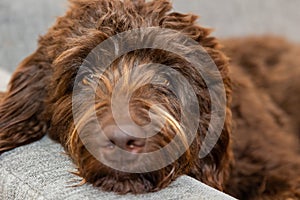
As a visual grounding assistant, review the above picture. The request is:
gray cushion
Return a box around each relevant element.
[0,134,235,200]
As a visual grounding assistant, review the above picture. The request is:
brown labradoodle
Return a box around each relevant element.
[0,0,299,199]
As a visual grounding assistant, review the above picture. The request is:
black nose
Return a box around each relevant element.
[102,125,146,153]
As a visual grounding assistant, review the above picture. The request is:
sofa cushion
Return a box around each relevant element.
[0,135,235,200]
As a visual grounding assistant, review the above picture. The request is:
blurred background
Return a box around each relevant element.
[1,0,300,89]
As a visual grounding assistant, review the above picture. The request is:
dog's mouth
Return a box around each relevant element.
[92,171,169,194]
[80,153,178,194]
[79,121,180,173]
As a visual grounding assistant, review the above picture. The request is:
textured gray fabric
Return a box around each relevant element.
[0,135,235,200]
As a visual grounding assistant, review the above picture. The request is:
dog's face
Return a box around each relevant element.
[48,34,231,193]
[46,1,232,193]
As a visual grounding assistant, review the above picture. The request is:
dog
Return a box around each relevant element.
[0,0,299,199]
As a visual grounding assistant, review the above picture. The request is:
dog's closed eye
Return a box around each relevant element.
[75,72,97,88]
[82,74,96,85]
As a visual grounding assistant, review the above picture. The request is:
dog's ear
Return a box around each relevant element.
[205,118,232,190]
[190,114,232,191]
[0,53,50,153]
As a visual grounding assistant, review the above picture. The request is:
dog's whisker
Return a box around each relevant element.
[66,178,87,188]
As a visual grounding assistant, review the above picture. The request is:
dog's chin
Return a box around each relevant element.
[92,173,159,194]
[74,150,179,194]
[82,161,175,194]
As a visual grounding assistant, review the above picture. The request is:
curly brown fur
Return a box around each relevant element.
[0,92,5,100]
[0,0,300,199]
[224,63,300,199]
[221,37,300,199]
[223,37,300,137]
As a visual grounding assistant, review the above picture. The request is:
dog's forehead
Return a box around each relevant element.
[77,50,184,89]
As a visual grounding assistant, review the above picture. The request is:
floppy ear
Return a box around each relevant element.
[0,53,51,153]
[187,111,233,191]
[204,117,232,190]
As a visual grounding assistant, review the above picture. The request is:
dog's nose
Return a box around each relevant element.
[102,125,146,153]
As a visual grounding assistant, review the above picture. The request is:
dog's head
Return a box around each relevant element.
[48,0,232,194]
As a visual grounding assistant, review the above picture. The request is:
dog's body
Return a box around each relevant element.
[224,42,300,198]
[0,0,300,199]
[223,37,300,198]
